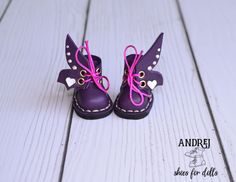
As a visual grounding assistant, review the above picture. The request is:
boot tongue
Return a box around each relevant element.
[124,54,141,73]
[77,51,89,67]
[84,55,102,87]
[84,55,101,69]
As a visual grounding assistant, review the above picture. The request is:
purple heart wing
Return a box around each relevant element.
[57,69,81,90]
[57,34,89,90]
[65,34,88,69]
[136,33,164,89]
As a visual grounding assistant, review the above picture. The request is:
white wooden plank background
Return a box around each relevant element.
[179,0,236,180]
[0,0,235,181]
[0,0,88,181]
[61,0,230,181]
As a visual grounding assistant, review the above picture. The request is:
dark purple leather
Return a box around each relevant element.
[116,33,164,111]
[75,83,110,110]
[58,34,112,114]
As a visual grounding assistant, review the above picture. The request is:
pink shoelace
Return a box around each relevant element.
[124,45,151,106]
[75,41,110,93]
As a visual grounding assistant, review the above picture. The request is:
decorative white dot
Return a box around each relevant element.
[153,61,157,65]
[66,45,69,48]
[67,52,71,56]
[156,54,160,59]
[72,65,77,70]
[148,66,152,71]
[68,59,72,63]
[157,48,161,52]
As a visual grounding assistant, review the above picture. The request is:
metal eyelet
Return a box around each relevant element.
[139,71,145,78]
[78,78,85,85]
[140,80,146,88]
[80,70,87,77]
[96,68,101,74]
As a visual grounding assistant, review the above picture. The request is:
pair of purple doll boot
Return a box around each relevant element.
[58,33,164,119]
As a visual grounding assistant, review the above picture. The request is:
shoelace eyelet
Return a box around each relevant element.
[139,71,145,78]
[123,45,151,106]
[96,67,101,74]
[80,70,87,77]
[140,80,146,88]
[78,78,85,85]
[75,41,110,92]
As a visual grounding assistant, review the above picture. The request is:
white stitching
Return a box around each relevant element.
[115,95,152,113]
[121,109,126,112]
[74,96,111,113]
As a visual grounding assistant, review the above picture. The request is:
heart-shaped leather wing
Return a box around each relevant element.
[136,33,164,90]
[57,34,88,90]
[58,69,80,90]
[65,34,88,69]
[58,34,103,90]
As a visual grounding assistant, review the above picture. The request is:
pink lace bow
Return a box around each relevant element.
[124,45,151,106]
[75,41,110,93]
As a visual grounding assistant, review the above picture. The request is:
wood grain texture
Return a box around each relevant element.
[62,0,230,181]
[0,0,88,181]
[179,0,236,179]
[0,0,9,18]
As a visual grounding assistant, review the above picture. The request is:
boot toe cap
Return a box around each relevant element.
[115,89,151,112]
[75,89,112,111]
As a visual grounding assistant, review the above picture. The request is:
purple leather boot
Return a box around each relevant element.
[58,35,113,119]
[114,33,164,119]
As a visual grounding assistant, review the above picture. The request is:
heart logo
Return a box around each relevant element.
[147,80,157,90]
[66,77,76,87]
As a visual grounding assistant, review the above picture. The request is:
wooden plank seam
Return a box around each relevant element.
[0,0,12,22]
